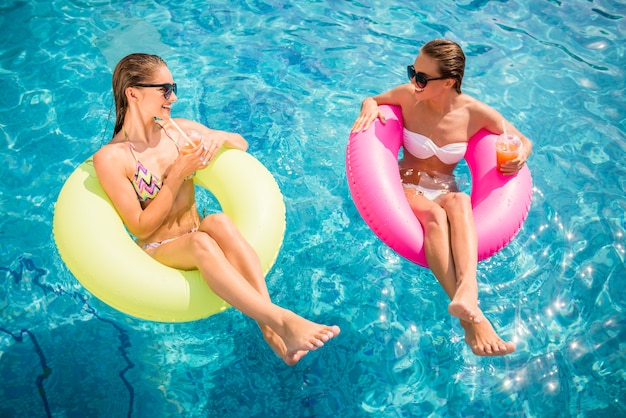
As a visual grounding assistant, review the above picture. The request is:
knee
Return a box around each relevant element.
[202,213,238,236]
[188,232,222,258]
[421,205,448,232]
[442,193,472,218]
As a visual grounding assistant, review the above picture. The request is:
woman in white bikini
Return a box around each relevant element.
[351,39,532,356]
[94,53,339,365]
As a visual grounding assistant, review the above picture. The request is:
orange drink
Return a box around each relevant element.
[182,129,202,154]
[496,133,521,168]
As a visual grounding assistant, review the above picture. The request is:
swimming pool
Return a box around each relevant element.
[1,0,625,416]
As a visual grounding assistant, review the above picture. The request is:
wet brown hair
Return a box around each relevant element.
[421,39,465,94]
[111,53,167,136]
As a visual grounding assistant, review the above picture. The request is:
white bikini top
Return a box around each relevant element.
[403,128,467,165]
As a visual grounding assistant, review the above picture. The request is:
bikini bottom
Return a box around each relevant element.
[140,228,198,251]
[401,171,459,202]
[402,183,450,201]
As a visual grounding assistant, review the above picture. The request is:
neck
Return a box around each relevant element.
[122,115,162,144]
[424,91,459,116]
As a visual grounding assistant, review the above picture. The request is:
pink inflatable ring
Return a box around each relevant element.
[346,105,532,267]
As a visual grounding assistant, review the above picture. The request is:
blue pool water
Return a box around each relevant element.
[1,0,625,416]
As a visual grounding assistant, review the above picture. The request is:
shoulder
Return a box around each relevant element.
[393,83,416,95]
[462,94,504,133]
[93,141,132,178]
[94,140,127,162]
[455,93,485,112]
[375,84,416,106]
[460,94,502,120]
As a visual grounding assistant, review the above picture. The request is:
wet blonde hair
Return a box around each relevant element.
[421,39,465,94]
[111,53,167,136]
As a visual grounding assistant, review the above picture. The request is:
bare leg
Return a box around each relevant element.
[404,189,479,322]
[405,190,515,356]
[199,214,268,298]
[403,189,454,288]
[150,216,340,365]
[438,194,481,324]
[198,214,311,364]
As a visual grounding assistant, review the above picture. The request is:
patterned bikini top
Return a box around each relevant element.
[126,125,181,203]
[129,144,163,203]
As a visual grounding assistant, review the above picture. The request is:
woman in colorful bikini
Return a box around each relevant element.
[93,53,339,365]
[351,39,532,356]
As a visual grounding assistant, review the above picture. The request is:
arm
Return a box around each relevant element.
[93,145,190,240]
[175,118,248,149]
[170,118,248,164]
[350,84,413,133]
[471,101,533,175]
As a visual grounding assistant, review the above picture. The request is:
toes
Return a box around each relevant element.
[284,350,309,366]
[312,325,341,348]
[472,341,515,356]
[503,342,516,353]
[479,345,493,355]
[284,354,299,366]
[294,325,340,354]
[319,326,340,342]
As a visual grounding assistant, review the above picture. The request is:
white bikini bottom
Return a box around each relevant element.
[401,171,459,202]
[402,183,449,201]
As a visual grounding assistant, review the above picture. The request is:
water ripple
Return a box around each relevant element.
[1,0,625,416]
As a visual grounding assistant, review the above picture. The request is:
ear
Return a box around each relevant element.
[125,86,137,101]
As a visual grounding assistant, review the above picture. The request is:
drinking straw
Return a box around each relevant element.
[169,118,190,143]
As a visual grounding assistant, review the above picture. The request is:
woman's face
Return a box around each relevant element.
[132,65,178,120]
[411,53,447,97]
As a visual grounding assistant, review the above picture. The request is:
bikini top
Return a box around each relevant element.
[403,128,467,165]
[127,125,181,203]
[129,144,163,203]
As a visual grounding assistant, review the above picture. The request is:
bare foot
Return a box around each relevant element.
[274,309,341,358]
[260,324,309,366]
[448,300,481,324]
[448,279,481,323]
[460,314,516,356]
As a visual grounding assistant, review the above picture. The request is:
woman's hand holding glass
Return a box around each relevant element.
[200,130,226,162]
[181,129,203,155]
[497,150,528,176]
[182,129,226,169]
[172,129,209,180]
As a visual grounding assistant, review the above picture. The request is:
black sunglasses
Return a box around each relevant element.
[133,83,177,99]
[407,65,447,89]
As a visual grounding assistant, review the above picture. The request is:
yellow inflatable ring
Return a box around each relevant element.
[53,149,286,322]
